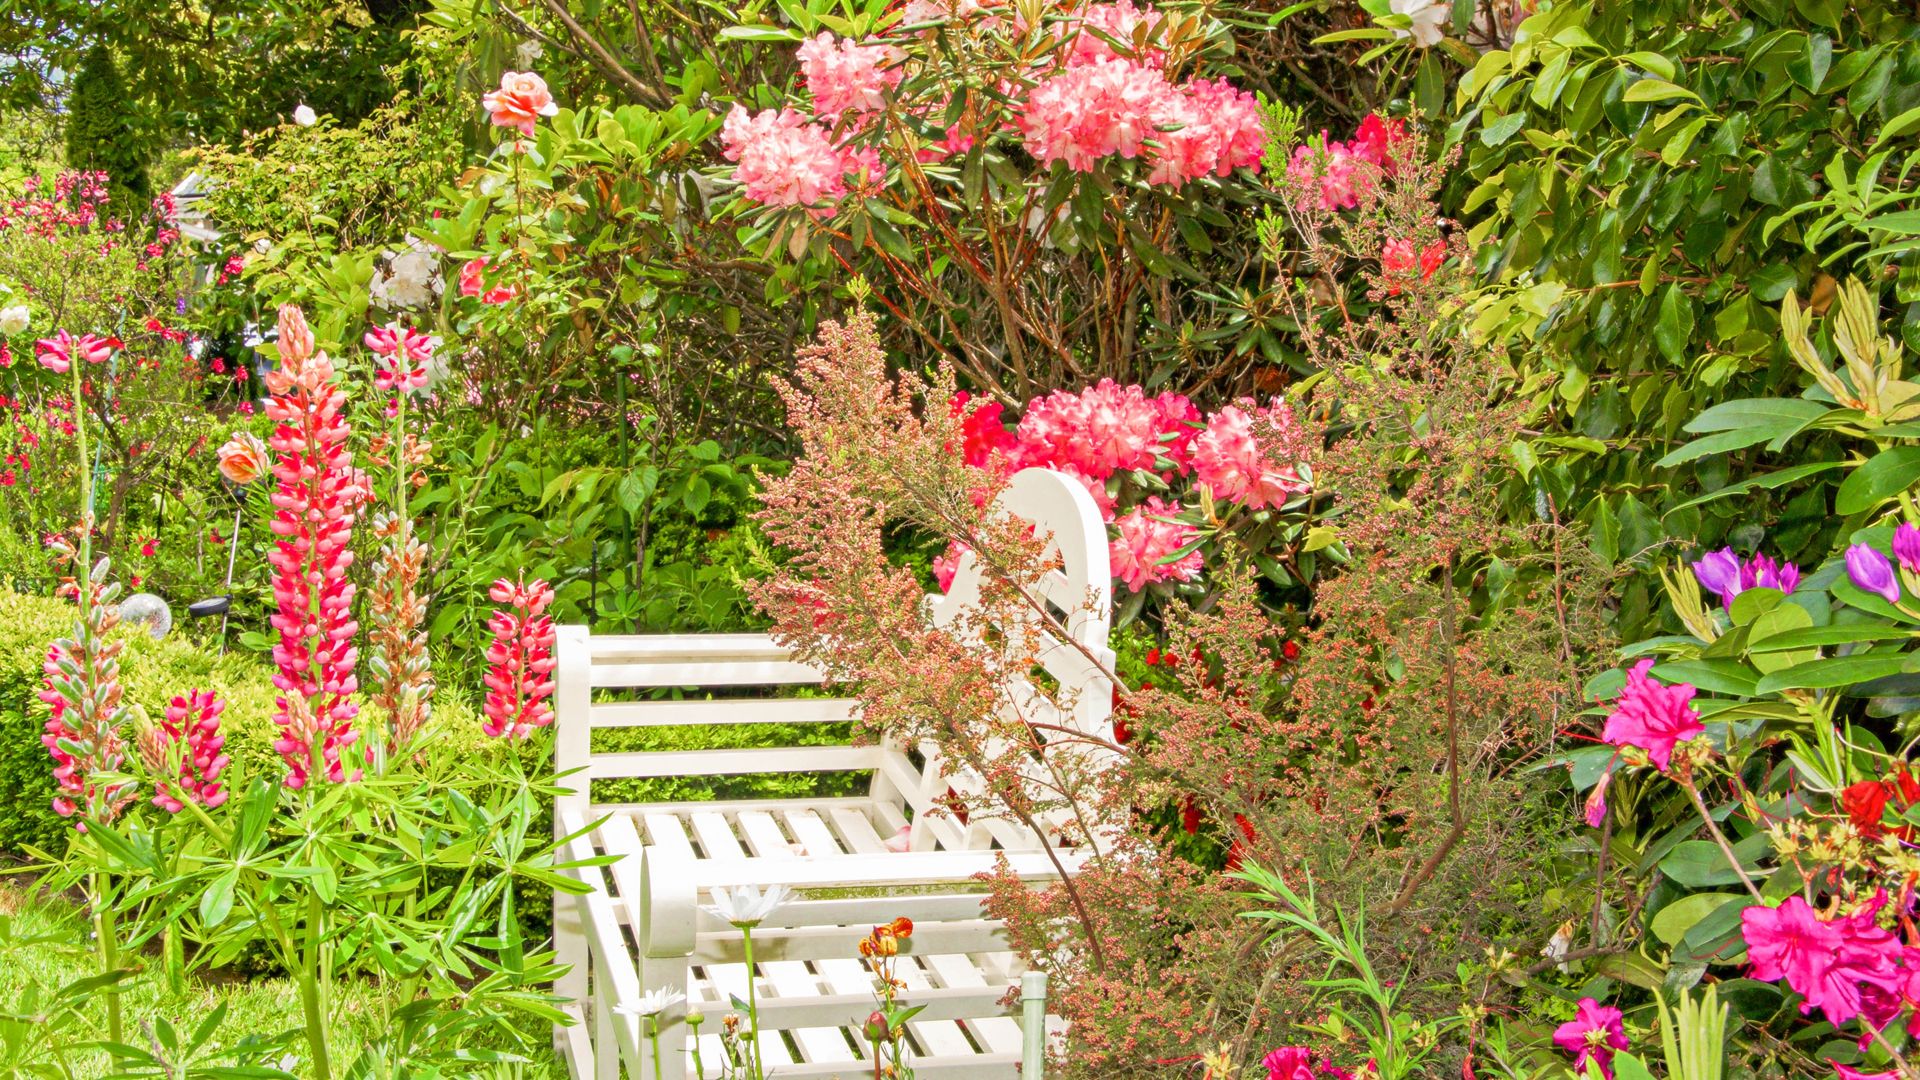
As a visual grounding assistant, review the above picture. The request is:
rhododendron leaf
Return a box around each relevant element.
[1649,658,1758,697]
[1831,579,1920,623]
[1651,892,1744,945]
[1729,587,1788,626]
[1681,396,1830,434]
[1746,625,1912,652]
[1835,446,1920,513]
[1752,653,1910,694]
[1608,1052,1658,1080]
[1661,461,1844,516]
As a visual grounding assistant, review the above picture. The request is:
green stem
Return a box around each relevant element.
[743,927,763,1080]
[649,1016,662,1079]
[300,890,334,1080]
[91,873,122,1043]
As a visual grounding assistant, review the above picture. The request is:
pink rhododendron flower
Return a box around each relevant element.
[1831,1065,1899,1080]
[1015,379,1170,479]
[1599,659,1703,772]
[483,70,560,136]
[1263,1047,1315,1080]
[1146,77,1265,187]
[932,540,971,591]
[951,391,1019,471]
[797,32,902,120]
[1019,57,1172,171]
[1111,496,1202,592]
[1062,0,1164,67]
[483,576,558,739]
[722,105,858,210]
[1287,137,1363,211]
[1190,399,1309,510]
[1584,768,1611,828]
[1744,894,1904,1027]
[1553,998,1628,1080]
[1151,391,1201,469]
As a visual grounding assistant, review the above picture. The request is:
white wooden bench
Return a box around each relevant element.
[553,467,1116,1079]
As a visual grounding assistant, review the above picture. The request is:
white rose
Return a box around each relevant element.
[1390,0,1448,47]
[293,104,317,127]
[0,305,31,335]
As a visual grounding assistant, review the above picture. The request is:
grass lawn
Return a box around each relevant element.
[0,880,567,1078]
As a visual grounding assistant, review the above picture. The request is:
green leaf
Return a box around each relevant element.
[1623,79,1699,104]
[1655,284,1695,364]
[1655,428,1786,468]
[1835,447,1920,514]
[1609,1054,1658,1080]
[1663,462,1845,516]
[199,868,238,927]
[1753,653,1911,694]
[1746,625,1913,652]
[1649,658,1759,697]
[1682,398,1831,434]
[1651,893,1746,945]
[1660,842,1759,888]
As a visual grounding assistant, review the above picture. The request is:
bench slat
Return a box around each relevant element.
[591,659,827,688]
[589,697,859,728]
[588,746,883,779]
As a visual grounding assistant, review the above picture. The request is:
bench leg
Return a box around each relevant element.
[557,889,590,1056]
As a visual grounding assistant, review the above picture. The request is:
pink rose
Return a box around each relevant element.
[483,71,560,136]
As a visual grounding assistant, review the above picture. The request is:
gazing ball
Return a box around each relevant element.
[118,593,173,639]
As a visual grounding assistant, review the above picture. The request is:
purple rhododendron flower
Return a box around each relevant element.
[1553,998,1628,1080]
[1691,547,1801,608]
[1896,522,1920,574]
[1847,543,1902,605]
[1600,659,1705,772]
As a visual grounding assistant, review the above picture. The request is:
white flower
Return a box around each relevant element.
[1389,0,1448,47]
[369,235,444,310]
[293,104,317,127]
[0,305,30,335]
[616,986,687,1018]
[516,39,545,67]
[253,237,273,254]
[704,884,792,928]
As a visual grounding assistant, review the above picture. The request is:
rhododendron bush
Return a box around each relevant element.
[750,124,1610,1073]
[714,0,1272,396]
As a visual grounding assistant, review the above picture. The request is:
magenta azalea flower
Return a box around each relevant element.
[1847,543,1901,605]
[1553,998,1628,1080]
[1263,1047,1315,1080]
[1743,894,1904,1027]
[1600,659,1704,772]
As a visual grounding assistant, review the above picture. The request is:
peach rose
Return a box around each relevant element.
[483,71,560,136]
[217,431,269,486]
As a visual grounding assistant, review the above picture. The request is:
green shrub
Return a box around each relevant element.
[0,588,488,858]
[62,44,149,207]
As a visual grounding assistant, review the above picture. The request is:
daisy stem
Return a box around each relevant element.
[743,926,765,1079]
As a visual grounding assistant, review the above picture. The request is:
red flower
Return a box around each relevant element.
[1180,794,1202,834]
[1843,781,1893,838]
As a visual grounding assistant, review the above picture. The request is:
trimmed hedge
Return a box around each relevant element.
[0,589,489,857]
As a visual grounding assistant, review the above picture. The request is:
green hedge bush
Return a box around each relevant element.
[0,588,489,857]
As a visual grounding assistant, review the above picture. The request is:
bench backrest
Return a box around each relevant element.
[553,467,1116,849]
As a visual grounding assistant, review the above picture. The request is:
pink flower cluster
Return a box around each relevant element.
[797,32,902,121]
[1380,236,1445,295]
[0,171,111,238]
[482,576,558,739]
[1110,496,1200,592]
[1189,399,1310,511]
[1552,998,1629,1080]
[458,256,517,304]
[262,304,364,788]
[1019,58,1263,187]
[147,689,230,812]
[1060,0,1164,67]
[365,321,433,394]
[949,382,1306,592]
[722,105,880,211]
[1286,113,1410,211]
[1743,892,1920,1036]
[1600,659,1704,772]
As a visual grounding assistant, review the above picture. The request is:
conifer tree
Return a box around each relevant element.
[63,44,149,209]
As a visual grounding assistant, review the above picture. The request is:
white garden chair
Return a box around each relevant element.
[552,467,1116,1079]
